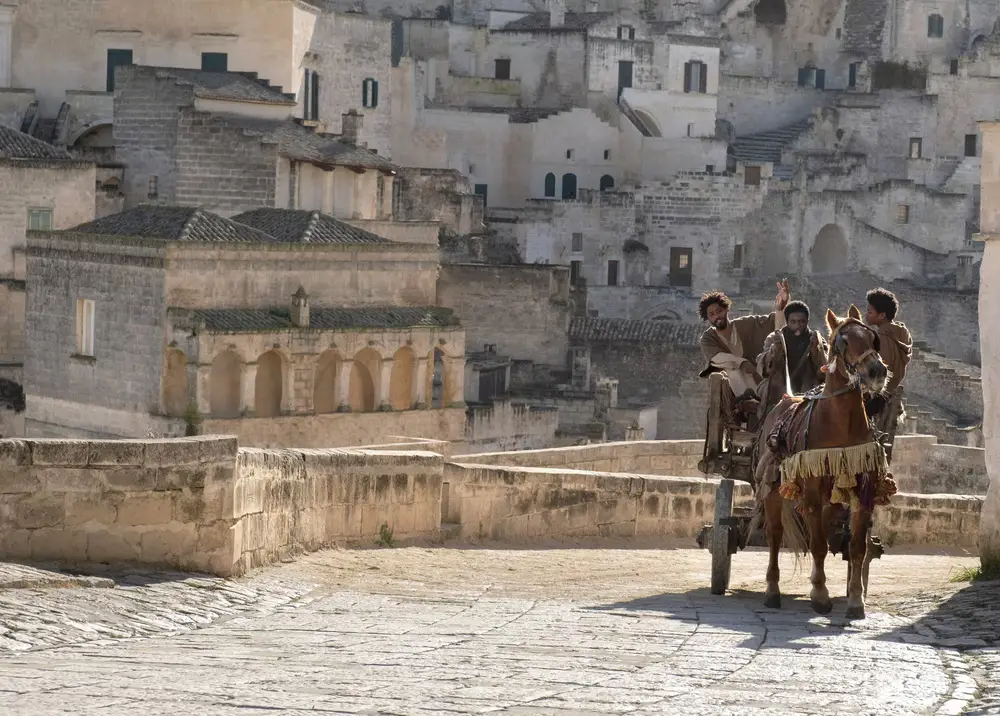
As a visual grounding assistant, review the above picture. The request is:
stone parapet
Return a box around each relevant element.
[874,493,984,549]
[459,439,706,476]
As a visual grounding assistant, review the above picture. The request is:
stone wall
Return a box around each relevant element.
[460,439,705,476]
[463,400,559,453]
[889,435,988,495]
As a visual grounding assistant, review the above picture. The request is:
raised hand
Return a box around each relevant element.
[775,278,790,310]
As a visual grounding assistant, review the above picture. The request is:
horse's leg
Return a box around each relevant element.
[805,484,834,615]
[846,506,871,619]
[763,486,783,608]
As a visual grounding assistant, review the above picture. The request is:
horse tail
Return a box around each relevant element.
[780,498,810,555]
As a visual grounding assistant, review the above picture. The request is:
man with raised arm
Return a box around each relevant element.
[698,279,791,412]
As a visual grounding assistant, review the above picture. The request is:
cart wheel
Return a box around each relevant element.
[711,478,735,595]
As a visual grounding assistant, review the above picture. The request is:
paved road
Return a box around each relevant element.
[0,545,995,716]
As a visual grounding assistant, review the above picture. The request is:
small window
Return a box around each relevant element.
[744,166,761,186]
[76,298,96,357]
[733,243,744,269]
[543,172,556,197]
[705,165,714,174]
[106,48,133,92]
[494,59,511,80]
[797,67,826,89]
[928,14,944,38]
[848,62,860,88]
[835,27,842,39]
[896,204,910,224]
[303,69,320,121]
[469,163,476,174]
[362,77,379,108]
[571,232,583,252]
[616,25,635,40]
[965,133,978,157]
[603,149,610,160]
[27,208,53,231]
[201,52,228,72]
[950,58,960,75]
[684,60,707,93]
[909,137,923,159]
[474,183,488,206]
[607,260,619,286]
[687,123,694,137]
[147,176,158,199]
[570,260,582,285]
[566,149,574,160]
[599,174,615,191]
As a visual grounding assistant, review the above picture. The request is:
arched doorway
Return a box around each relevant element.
[561,173,577,200]
[255,351,284,417]
[544,172,556,197]
[350,348,380,412]
[313,350,341,413]
[389,347,415,410]
[600,174,615,191]
[209,351,242,417]
[427,348,448,409]
[810,224,849,274]
[162,349,189,417]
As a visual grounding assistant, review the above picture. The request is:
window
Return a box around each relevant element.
[835,27,842,39]
[928,14,944,38]
[147,176,158,200]
[684,60,707,93]
[705,164,715,174]
[76,298,96,357]
[571,232,583,252]
[468,163,476,174]
[561,173,577,200]
[670,247,693,287]
[303,69,320,121]
[106,48,133,92]
[896,204,910,224]
[543,172,556,197]
[362,77,379,108]
[474,183,488,206]
[617,25,635,40]
[848,62,860,88]
[733,243,744,270]
[566,149,574,160]
[570,260,582,285]
[27,208,52,231]
[201,52,228,72]
[797,67,825,89]
[604,149,611,160]
[909,137,923,159]
[966,134,978,157]
[950,58,960,75]
[607,260,619,286]
[494,59,511,80]
[687,123,694,137]
[599,174,615,191]
[744,165,761,186]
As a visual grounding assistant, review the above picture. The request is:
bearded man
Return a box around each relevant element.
[757,300,828,396]
[699,279,791,408]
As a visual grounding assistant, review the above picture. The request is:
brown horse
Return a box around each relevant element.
[755,305,896,620]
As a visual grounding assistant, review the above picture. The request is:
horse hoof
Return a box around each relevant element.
[845,605,866,620]
[811,599,834,615]
[764,593,781,609]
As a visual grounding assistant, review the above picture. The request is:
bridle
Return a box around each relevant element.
[830,319,881,376]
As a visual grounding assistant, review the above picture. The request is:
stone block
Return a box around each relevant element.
[13,493,65,529]
[154,465,207,491]
[414,500,440,532]
[198,436,239,463]
[103,467,157,492]
[139,524,198,562]
[31,439,89,467]
[394,503,417,535]
[0,467,39,494]
[88,440,145,467]
[0,528,30,559]
[65,495,118,526]
[30,528,88,562]
[36,467,103,493]
[0,439,31,467]
[374,474,392,501]
[392,474,412,503]
[360,503,391,538]
[173,488,207,523]
[143,438,203,467]
[87,529,141,563]
[197,521,235,554]
[115,493,174,526]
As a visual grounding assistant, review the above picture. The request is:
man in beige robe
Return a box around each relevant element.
[865,288,913,459]
[699,280,791,411]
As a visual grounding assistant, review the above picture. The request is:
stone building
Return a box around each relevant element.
[23,204,467,445]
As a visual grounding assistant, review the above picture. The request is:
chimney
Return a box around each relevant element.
[291,286,309,328]
[548,0,565,27]
[341,109,363,146]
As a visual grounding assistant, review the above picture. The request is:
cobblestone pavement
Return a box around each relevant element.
[0,543,995,715]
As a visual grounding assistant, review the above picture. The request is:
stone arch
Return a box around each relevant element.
[389,347,415,410]
[163,348,189,417]
[810,223,849,274]
[971,34,989,53]
[69,122,113,148]
[754,0,786,25]
[632,108,662,138]
[350,348,380,412]
[427,347,450,409]
[600,174,615,191]
[544,172,556,197]
[313,349,342,414]
[638,305,682,321]
[254,350,284,417]
[209,350,243,417]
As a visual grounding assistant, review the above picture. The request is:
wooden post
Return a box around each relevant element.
[711,477,735,595]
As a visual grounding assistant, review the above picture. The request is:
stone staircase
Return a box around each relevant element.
[731,118,812,179]
[903,340,983,446]
[942,157,982,194]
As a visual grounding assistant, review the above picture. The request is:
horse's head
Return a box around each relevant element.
[825,305,888,393]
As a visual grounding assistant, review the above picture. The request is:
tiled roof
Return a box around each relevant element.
[732,118,811,169]
[569,317,702,346]
[219,116,398,172]
[842,0,888,57]
[232,208,390,244]
[68,205,279,243]
[0,125,75,161]
[151,67,296,105]
[498,11,612,31]
[179,306,459,332]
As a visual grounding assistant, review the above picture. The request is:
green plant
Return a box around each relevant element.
[375,522,395,547]
[950,561,1000,583]
[183,403,203,437]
